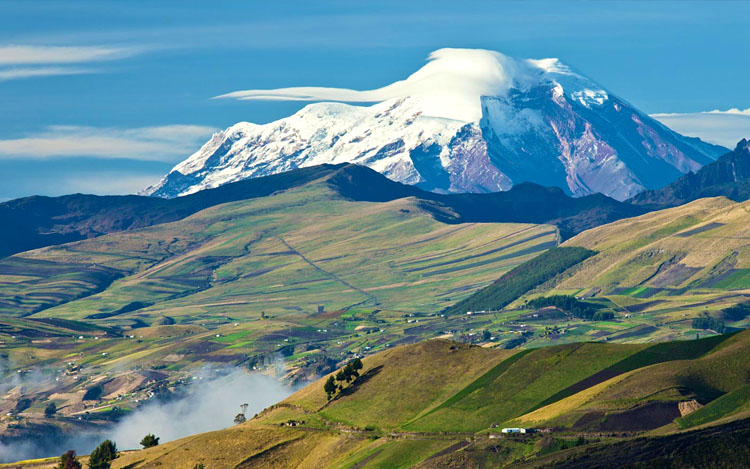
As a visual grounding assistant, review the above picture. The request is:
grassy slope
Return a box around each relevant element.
[444,246,595,315]
[101,330,750,468]
[508,196,750,348]
[8,183,555,320]
[559,197,750,292]
[0,181,559,442]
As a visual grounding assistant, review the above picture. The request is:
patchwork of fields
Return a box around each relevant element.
[4,181,750,466]
[0,181,561,446]
[509,197,750,347]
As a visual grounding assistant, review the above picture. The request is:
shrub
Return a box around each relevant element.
[83,385,103,401]
[56,450,81,469]
[45,402,57,418]
[14,398,32,413]
[140,433,160,448]
[88,440,117,469]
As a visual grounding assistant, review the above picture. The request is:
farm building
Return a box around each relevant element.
[501,427,527,434]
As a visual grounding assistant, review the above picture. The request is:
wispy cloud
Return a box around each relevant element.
[0,66,92,81]
[651,109,750,148]
[0,45,139,65]
[0,44,143,81]
[0,125,217,161]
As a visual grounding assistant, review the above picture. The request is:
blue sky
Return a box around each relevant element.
[1,0,749,200]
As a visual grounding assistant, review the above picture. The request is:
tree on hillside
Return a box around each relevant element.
[140,433,160,448]
[324,375,337,400]
[234,402,248,424]
[333,358,365,390]
[352,358,363,372]
[88,440,117,469]
[56,450,82,469]
[45,402,57,418]
[83,384,103,401]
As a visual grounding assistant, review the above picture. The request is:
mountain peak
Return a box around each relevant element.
[146,48,726,200]
[736,138,750,153]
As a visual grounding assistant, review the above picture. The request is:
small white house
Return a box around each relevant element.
[501,427,526,434]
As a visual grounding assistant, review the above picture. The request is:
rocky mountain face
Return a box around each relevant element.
[630,139,750,208]
[142,49,726,201]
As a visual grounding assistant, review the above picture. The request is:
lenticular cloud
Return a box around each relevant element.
[215,49,557,122]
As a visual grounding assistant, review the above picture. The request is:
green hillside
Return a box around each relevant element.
[444,246,596,315]
[0,177,559,444]
[478,196,750,348]
[99,330,750,468]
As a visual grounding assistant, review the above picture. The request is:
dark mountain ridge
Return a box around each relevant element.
[0,164,645,259]
[629,138,750,208]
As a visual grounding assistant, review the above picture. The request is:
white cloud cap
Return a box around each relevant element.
[215,48,605,123]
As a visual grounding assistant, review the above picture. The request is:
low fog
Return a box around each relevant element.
[0,366,294,462]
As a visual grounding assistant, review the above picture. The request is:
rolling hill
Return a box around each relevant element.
[0,170,564,451]
[66,330,750,468]
[419,193,750,349]
[0,162,643,260]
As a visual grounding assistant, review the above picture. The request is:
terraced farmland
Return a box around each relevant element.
[504,196,750,347]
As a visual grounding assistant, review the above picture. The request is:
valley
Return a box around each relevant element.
[5,158,750,461]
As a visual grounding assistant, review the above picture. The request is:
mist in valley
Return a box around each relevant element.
[0,366,295,462]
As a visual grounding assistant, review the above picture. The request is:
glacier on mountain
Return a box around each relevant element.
[144,48,726,200]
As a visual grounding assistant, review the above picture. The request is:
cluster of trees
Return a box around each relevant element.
[57,434,159,469]
[693,315,726,333]
[446,247,596,315]
[324,358,363,400]
[526,295,614,321]
[45,402,57,418]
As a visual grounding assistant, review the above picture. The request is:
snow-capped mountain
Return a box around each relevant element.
[144,49,726,200]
